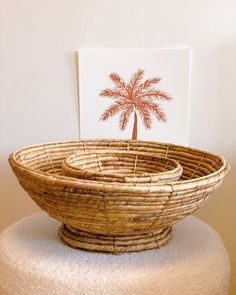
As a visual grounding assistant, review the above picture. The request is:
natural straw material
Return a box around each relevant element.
[9,139,229,254]
[58,224,172,254]
[62,150,183,183]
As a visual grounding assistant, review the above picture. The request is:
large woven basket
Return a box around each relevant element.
[9,139,229,254]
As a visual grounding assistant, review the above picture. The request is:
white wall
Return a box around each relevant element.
[1,0,236,293]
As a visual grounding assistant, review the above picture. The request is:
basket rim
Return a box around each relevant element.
[8,139,230,192]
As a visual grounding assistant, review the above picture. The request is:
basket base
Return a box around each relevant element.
[58,224,173,254]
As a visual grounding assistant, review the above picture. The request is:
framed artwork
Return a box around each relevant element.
[78,48,190,145]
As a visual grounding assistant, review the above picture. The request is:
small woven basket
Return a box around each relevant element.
[62,150,183,183]
[9,139,229,254]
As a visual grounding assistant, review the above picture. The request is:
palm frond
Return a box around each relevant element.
[99,88,128,100]
[100,101,129,121]
[119,104,134,131]
[135,103,152,129]
[128,69,144,93]
[137,89,172,101]
[109,73,127,91]
[141,100,167,122]
[134,77,161,97]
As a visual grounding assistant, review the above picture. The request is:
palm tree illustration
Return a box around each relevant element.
[99,69,172,139]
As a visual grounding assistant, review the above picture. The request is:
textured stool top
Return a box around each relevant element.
[0,213,231,295]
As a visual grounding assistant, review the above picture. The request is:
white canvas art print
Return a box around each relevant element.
[78,48,190,145]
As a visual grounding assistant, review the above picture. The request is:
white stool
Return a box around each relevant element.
[0,213,231,295]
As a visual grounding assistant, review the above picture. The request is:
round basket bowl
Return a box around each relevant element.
[61,150,183,183]
[9,139,229,254]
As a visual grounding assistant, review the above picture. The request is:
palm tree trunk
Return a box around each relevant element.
[132,112,137,140]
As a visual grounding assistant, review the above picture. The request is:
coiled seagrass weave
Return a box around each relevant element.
[9,139,229,254]
[62,150,183,183]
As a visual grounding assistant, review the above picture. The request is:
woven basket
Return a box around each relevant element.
[62,150,183,183]
[9,139,229,254]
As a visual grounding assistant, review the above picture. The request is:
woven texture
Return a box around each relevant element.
[9,139,229,253]
[62,150,182,183]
